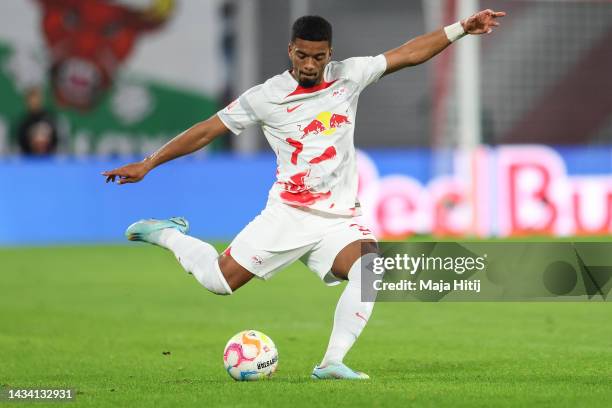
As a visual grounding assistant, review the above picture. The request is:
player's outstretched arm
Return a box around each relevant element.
[383,9,506,75]
[102,114,229,184]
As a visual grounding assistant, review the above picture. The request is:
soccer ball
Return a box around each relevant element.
[223,330,278,381]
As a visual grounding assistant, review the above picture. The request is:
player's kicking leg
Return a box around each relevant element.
[311,239,379,380]
[125,217,254,293]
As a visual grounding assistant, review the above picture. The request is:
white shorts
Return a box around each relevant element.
[224,200,377,286]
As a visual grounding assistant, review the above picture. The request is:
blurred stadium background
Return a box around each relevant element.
[0,0,610,243]
[1,2,611,405]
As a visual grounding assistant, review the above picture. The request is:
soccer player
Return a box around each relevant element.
[103,9,505,379]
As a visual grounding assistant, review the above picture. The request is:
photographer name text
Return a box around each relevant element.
[373,279,481,293]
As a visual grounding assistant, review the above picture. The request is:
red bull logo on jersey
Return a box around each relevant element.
[298,112,351,138]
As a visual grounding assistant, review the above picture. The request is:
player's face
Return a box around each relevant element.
[288,38,332,88]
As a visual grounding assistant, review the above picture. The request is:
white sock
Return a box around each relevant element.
[154,228,232,295]
[321,253,379,366]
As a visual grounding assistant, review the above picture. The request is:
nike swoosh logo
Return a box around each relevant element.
[355,312,368,322]
[172,219,186,227]
[286,104,303,113]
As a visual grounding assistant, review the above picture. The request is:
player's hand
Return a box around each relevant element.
[102,161,152,184]
[462,9,506,35]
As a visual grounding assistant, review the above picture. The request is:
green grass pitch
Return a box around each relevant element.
[1,244,611,407]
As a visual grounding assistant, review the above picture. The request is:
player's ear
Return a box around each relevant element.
[288,42,293,57]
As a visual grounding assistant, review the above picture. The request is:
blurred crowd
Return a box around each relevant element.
[15,87,58,156]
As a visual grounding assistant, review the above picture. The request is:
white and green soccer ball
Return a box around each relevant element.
[223,330,278,381]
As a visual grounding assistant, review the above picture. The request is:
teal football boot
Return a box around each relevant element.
[311,363,370,380]
[125,217,189,245]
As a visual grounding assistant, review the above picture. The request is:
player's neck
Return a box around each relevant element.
[288,69,323,88]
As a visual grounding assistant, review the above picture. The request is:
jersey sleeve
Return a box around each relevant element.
[340,54,387,90]
[217,85,262,135]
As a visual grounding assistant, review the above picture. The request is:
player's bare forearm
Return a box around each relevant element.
[144,118,219,168]
[102,114,229,184]
[383,29,450,74]
[383,9,506,75]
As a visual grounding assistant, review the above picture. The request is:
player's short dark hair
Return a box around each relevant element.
[291,15,332,45]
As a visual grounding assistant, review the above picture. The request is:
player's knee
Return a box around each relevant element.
[199,260,233,295]
[218,255,255,293]
[331,240,379,280]
[362,241,379,254]
[351,252,383,280]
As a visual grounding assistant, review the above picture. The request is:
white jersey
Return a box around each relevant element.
[217,54,387,216]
